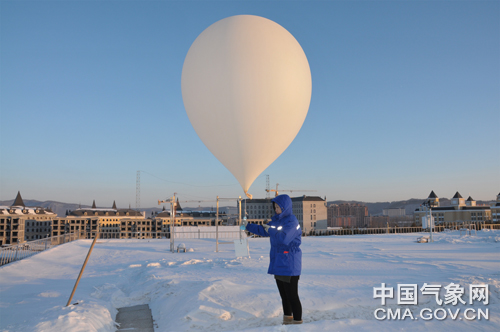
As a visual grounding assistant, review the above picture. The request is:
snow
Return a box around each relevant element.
[0,230,499,331]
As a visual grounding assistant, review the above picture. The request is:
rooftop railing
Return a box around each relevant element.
[311,223,499,236]
[0,231,85,266]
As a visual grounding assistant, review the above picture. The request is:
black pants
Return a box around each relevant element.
[276,276,302,321]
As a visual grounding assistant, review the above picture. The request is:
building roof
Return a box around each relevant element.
[291,196,325,202]
[12,191,25,207]
[462,206,490,211]
[156,211,171,217]
[69,208,142,217]
[452,192,463,199]
[433,206,454,211]
[466,196,474,201]
[68,200,145,217]
[428,190,438,199]
[243,198,272,204]
[1,192,54,216]
[243,195,325,203]
[420,206,490,212]
[155,210,216,218]
[1,201,55,216]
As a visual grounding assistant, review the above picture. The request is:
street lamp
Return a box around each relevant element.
[422,199,434,242]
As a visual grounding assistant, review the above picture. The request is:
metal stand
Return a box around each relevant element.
[215,196,243,252]
[239,196,242,241]
[159,194,177,253]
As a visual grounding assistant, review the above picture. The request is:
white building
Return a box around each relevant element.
[382,208,406,217]
[491,193,500,223]
[414,191,492,224]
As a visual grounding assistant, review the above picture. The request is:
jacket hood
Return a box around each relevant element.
[272,194,292,219]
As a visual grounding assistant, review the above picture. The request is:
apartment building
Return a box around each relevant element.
[364,216,390,228]
[383,208,406,217]
[154,210,227,230]
[53,200,148,239]
[52,217,98,238]
[328,216,358,228]
[0,192,56,245]
[244,199,274,220]
[327,203,368,228]
[243,195,327,231]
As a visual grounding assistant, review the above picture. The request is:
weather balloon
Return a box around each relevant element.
[182,15,312,198]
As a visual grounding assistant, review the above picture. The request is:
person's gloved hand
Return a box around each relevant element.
[262,223,271,232]
[240,218,248,230]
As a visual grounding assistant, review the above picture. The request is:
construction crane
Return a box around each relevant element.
[265,183,316,197]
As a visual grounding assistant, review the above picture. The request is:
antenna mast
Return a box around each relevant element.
[136,171,140,211]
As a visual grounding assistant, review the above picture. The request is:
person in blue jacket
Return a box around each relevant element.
[242,194,303,325]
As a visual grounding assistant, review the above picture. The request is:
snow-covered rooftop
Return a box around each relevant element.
[0,206,55,216]
[1,231,498,331]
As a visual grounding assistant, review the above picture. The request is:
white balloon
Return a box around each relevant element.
[182,15,311,198]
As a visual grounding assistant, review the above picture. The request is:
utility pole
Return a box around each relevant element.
[238,196,242,241]
[428,202,433,243]
[216,196,219,252]
[158,193,177,252]
[136,171,140,211]
[423,199,434,242]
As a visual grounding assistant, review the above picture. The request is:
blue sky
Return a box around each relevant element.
[1,0,499,208]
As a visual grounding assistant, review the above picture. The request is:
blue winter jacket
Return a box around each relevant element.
[246,194,302,276]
